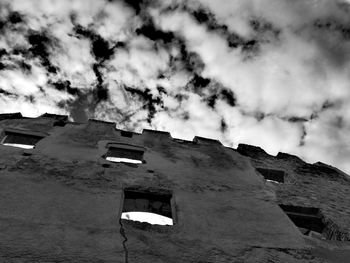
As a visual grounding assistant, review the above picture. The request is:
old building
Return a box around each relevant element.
[0,112,349,262]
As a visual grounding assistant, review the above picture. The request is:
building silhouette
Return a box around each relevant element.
[0,112,349,262]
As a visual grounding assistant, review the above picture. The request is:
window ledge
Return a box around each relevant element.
[3,128,48,138]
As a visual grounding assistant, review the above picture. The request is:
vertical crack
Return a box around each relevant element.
[119,218,129,263]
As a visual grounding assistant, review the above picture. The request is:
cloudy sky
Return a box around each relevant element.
[0,0,350,173]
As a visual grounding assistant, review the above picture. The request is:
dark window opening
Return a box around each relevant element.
[120,130,133,138]
[53,120,66,127]
[122,189,174,225]
[280,205,326,236]
[105,146,144,164]
[256,168,285,183]
[1,131,44,149]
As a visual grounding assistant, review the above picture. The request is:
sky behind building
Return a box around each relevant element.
[0,0,350,173]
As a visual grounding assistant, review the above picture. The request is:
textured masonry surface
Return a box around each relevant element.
[0,112,349,262]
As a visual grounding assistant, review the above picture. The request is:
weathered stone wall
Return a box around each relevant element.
[0,113,349,262]
[237,144,350,241]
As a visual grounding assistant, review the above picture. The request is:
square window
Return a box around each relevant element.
[121,189,174,226]
[1,131,44,149]
[256,168,285,183]
[280,205,325,236]
[105,146,144,164]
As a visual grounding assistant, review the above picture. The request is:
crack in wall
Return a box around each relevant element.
[119,218,129,263]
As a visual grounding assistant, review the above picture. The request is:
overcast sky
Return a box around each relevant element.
[0,0,350,173]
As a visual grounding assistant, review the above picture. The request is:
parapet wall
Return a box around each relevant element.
[0,113,224,147]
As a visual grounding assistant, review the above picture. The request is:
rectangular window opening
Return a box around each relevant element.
[121,189,174,226]
[256,167,285,183]
[1,132,44,149]
[280,205,326,237]
[120,130,133,138]
[105,147,143,164]
[53,120,66,127]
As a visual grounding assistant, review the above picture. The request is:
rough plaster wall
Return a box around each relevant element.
[0,115,348,262]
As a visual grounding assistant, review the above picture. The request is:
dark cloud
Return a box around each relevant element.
[92,37,114,61]
[206,94,217,109]
[49,80,79,96]
[174,93,189,104]
[184,4,278,57]
[27,30,59,74]
[156,86,167,95]
[226,32,245,48]
[181,111,190,121]
[0,88,18,98]
[240,110,267,121]
[299,125,307,146]
[0,9,25,33]
[0,51,32,73]
[191,74,210,88]
[249,18,281,39]
[134,16,205,76]
[136,20,175,44]
[70,24,130,116]
[92,63,109,103]
[189,6,228,32]
[306,17,350,67]
[286,117,308,123]
[203,86,237,109]
[25,94,35,103]
[124,86,163,124]
[185,4,243,48]
[0,8,57,74]
[238,17,282,57]
[186,74,236,110]
[200,85,236,109]
[314,18,350,40]
[8,11,23,24]
[182,50,205,73]
[0,48,7,57]
[166,40,205,74]
[73,25,116,61]
[254,112,266,121]
[321,100,336,110]
[220,117,227,133]
[310,100,340,120]
[18,61,32,73]
[0,49,8,71]
[188,74,211,95]
[119,0,149,14]
[133,15,206,75]
[220,89,236,107]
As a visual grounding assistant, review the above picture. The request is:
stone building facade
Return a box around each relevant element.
[0,112,349,262]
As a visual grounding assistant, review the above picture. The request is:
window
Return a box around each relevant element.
[105,144,144,164]
[280,205,325,236]
[120,130,133,138]
[1,131,44,149]
[121,189,174,226]
[53,120,66,127]
[256,167,285,183]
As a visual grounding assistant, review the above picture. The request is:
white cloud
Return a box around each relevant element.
[1,0,350,174]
